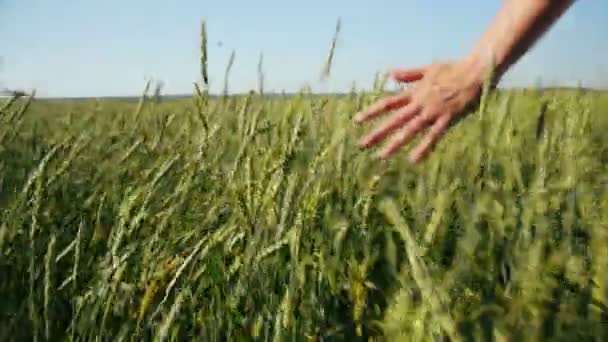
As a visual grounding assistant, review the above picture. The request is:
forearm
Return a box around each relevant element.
[464,0,575,83]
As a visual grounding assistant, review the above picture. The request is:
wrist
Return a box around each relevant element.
[461,50,503,88]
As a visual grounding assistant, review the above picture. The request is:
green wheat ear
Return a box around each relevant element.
[200,18,209,91]
[320,17,341,81]
[257,51,265,96]
[223,50,236,99]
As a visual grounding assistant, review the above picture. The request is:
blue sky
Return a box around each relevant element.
[1,0,607,97]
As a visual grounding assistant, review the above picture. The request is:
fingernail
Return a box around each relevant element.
[408,154,419,164]
[375,150,388,160]
[357,137,368,148]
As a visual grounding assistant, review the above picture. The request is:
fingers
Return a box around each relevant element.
[357,102,420,149]
[352,65,430,124]
[378,111,432,159]
[353,92,410,123]
[408,114,452,163]
[391,65,430,83]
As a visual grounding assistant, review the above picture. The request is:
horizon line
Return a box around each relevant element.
[7,84,605,101]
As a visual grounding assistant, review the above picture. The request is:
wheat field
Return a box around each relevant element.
[2,23,608,341]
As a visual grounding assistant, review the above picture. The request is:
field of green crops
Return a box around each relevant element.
[1,80,608,341]
[3,24,608,341]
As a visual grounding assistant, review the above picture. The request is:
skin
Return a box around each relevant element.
[354,0,575,164]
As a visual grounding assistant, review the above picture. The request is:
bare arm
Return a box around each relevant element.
[354,0,575,163]
[467,0,575,83]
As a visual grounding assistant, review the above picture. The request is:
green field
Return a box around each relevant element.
[2,24,608,339]
[1,81,608,341]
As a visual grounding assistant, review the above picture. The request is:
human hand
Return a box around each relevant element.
[353,59,488,164]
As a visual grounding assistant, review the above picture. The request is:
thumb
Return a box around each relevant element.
[391,66,430,83]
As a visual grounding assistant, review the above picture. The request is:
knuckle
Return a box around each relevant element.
[399,127,412,140]
[388,94,406,109]
[420,108,435,121]
[382,98,394,110]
